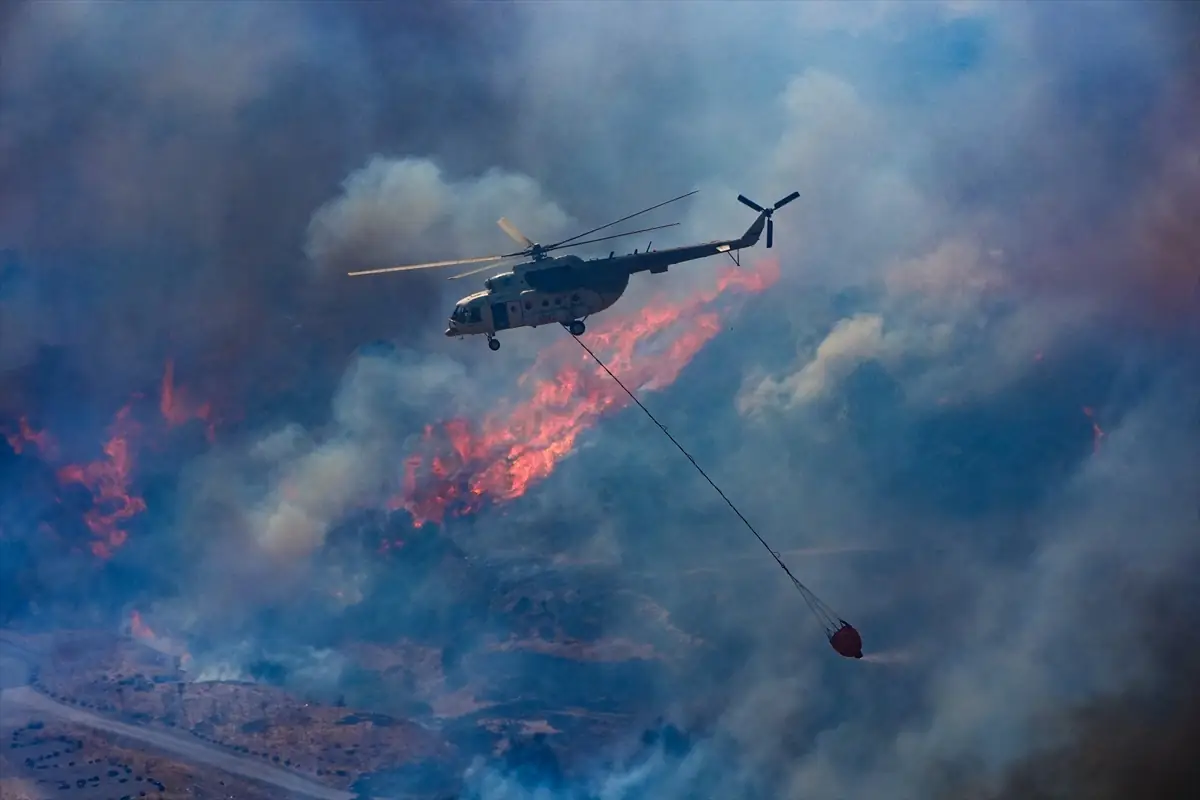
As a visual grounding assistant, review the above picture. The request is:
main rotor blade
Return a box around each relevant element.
[347,254,507,278]
[448,260,510,281]
[737,195,765,213]
[544,222,679,253]
[547,190,697,250]
[497,217,534,249]
[773,191,800,210]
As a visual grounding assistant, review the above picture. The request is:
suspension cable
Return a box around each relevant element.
[569,332,843,634]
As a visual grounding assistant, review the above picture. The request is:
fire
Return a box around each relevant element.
[2,416,60,460]
[128,609,193,668]
[1082,406,1106,454]
[5,361,220,560]
[57,403,147,559]
[160,358,216,442]
[394,260,780,526]
[8,260,773,556]
[129,609,155,640]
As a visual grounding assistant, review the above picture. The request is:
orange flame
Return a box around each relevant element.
[128,609,193,668]
[6,360,220,560]
[393,260,780,526]
[56,403,147,559]
[130,609,155,640]
[1082,406,1106,454]
[3,416,60,460]
[160,359,216,442]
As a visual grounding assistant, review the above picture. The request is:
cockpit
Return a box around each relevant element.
[446,299,483,336]
[450,302,482,325]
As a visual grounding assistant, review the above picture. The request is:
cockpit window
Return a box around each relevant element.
[451,304,481,324]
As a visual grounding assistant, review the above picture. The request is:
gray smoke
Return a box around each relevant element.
[3,2,1199,798]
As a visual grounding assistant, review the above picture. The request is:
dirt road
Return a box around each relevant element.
[1,684,356,800]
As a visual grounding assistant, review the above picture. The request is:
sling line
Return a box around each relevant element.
[569,332,843,633]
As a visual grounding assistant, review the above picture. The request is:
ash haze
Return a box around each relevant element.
[2,1,1199,799]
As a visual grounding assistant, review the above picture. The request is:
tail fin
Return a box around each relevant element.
[736,212,768,248]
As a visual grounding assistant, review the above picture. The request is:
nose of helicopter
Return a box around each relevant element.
[444,322,455,337]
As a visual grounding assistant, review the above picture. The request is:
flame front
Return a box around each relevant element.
[6,261,778,555]
[57,404,147,559]
[128,609,193,667]
[5,363,217,560]
[3,416,60,460]
[394,260,780,525]
[130,609,155,640]
[161,359,216,442]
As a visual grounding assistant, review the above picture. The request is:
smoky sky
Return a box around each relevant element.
[3,2,1200,799]
[0,1,528,417]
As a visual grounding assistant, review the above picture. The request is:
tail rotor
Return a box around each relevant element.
[737,191,800,249]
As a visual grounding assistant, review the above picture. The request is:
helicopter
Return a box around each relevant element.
[347,189,800,351]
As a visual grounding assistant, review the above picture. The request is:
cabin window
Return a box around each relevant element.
[554,297,561,306]
[571,294,580,303]
[524,301,532,310]
[467,305,482,323]
[541,300,549,307]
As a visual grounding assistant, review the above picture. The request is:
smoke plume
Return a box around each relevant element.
[2,1,1199,798]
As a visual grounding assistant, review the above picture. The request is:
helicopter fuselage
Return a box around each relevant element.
[445,254,630,339]
[445,213,768,346]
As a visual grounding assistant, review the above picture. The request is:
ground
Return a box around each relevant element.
[0,569,700,799]
[0,718,287,800]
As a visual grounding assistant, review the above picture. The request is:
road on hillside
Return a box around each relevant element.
[0,644,356,800]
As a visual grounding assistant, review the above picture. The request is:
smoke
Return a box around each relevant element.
[155,349,471,637]
[739,312,888,412]
[0,1,508,409]
[927,559,1200,800]
[0,249,38,374]
[3,1,1200,798]
[243,351,469,559]
[306,156,574,275]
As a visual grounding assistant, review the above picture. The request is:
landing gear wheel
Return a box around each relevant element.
[487,338,501,351]
[567,320,586,336]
